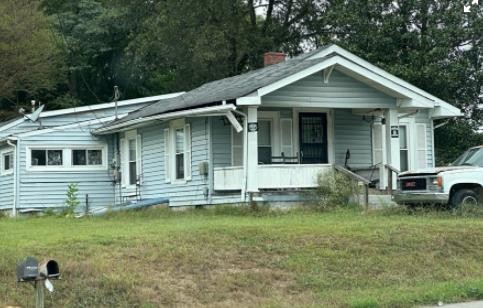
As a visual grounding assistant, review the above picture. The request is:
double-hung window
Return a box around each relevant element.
[1,151,14,175]
[399,125,409,172]
[164,120,191,183]
[120,130,141,188]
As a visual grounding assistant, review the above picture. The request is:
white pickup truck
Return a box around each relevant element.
[394,145,483,207]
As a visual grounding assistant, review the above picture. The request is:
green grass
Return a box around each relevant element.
[2,207,483,307]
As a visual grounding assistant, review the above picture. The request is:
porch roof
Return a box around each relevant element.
[94,44,461,134]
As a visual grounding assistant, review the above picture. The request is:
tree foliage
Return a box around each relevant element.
[0,0,64,119]
[0,0,481,163]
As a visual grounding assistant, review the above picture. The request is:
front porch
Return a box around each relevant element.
[211,105,406,194]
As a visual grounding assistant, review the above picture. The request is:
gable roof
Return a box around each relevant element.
[95,44,462,134]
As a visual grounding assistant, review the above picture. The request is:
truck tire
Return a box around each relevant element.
[451,189,479,207]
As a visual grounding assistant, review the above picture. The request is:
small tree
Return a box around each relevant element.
[64,183,80,216]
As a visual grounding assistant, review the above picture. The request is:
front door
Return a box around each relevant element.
[299,113,328,164]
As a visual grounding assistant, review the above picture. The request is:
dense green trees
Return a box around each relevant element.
[0,0,481,162]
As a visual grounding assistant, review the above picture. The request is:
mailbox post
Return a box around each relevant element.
[16,257,60,308]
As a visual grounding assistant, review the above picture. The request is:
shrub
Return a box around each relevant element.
[315,170,361,210]
[64,183,80,216]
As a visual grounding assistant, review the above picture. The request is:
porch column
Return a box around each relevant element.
[384,109,400,190]
[246,106,259,193]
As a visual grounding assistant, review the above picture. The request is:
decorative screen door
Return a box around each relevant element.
[299,113,328,164]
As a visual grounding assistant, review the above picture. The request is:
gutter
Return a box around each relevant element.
[6,138,18,217]
[233,109,248,202]
[94,104,237,135]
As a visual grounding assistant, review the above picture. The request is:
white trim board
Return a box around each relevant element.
[0,92,184,133]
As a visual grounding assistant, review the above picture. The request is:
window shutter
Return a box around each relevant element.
[280,118,293,156]
[232,128,243,166]
[416,123,427,168]
[137,134,143,185]
[184,123,192,181]
[164,128,170,183]
[119,138,127,187]
[372,123,383,165]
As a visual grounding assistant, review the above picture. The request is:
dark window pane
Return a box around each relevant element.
[72,150,86,165]
[4,154,10,170]
[258,147,272,164]
[176,153,184,179]
[400,150,409,172]
[47,150,63,166]
[31,150,46,166]
[88,150,102,165]
[129,161,137,185]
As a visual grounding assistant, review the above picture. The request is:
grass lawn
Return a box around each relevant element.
[1,207,483,307]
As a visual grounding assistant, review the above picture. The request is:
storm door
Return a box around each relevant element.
[299,113,328,164]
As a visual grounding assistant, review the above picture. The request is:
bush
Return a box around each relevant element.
[63,183,80,217]
[315,170,361,210]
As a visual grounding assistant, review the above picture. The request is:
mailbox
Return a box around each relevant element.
[38,260,60,279]
[16,256,39,282]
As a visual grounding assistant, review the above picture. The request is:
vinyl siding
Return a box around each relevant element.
[17,127,115,210]
[211,117,232,167]
[138,118,212,206]
[263,69,397,107]
[333,109,372,168]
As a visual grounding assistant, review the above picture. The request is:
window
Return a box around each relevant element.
[31,149,63,166]
[120,131,141,188]
[258,119,272,164]
[164,121,191,183]
[175,128,185,180]
[1,151,14,175]
[372,123,383,165]
[232,128,243,166]
[27,146,106,170]
[72,149,103,166]
[399,125,409,172]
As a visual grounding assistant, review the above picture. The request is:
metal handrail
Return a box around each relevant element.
[334,165,370,208]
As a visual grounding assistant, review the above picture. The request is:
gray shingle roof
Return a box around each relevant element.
[99,46,331,130]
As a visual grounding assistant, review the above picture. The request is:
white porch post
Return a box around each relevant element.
[246,106,259,193]
[379,122,388,190]
[384,109,400,190]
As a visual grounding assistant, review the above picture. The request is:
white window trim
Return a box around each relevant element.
[0,150,14,175]
[121,130,141,190]
[26,145,108,172]
[168,119,192,184]
[398,123,410,172]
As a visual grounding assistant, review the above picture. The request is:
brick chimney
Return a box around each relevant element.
[263,52,286,66]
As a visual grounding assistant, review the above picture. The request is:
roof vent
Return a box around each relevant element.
[263,52,286,66]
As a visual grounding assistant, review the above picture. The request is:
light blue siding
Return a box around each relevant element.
[334,109,372,168]
[211,117,232,167]
[263,69,397,107]
[17,126,116,210]
[137,118,212,206]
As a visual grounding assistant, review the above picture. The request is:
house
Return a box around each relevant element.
[0,44,461,214]
[92,45,461,207]
[0,93,183,214]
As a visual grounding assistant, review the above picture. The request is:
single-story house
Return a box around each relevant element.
[0,93,183,214]
[0,44,461,214]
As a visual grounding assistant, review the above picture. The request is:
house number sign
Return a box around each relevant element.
[391,126,399,138]
[248,122,258,132]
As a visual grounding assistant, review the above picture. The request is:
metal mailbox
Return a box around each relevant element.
[38,260,60,279]
[16,256,39,282]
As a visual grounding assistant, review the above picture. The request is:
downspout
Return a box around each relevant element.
[7,139,17,217]
[233,109,248,202]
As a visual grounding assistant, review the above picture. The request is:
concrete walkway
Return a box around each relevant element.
[422,300,483,307]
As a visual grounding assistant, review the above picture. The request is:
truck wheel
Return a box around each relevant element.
[451,189,479,207]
